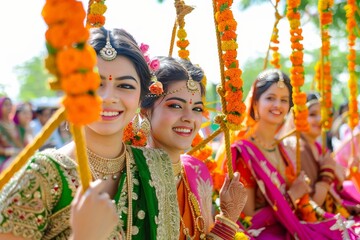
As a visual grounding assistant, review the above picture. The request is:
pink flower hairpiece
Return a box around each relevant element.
[139,42,163,95]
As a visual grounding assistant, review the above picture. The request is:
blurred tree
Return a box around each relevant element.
[14,54,56,101]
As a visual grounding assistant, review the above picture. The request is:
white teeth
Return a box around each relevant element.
[271,110,281,115]
[101,111,119,117]
[173,128,191,133]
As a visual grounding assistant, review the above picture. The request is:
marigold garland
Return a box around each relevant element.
[215,0,246,131]
[42,0,101,126]
[86,0,107,28]
[286,0,316,223]
[174,0,214,168]
[269,0,282,69]
[316,0,334,131]
[286,0,308,133]
[345,0,358,129]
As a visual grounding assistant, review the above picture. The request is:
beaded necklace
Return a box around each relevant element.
[179,168,206,239]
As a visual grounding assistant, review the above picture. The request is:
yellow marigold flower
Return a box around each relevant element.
[221,40,238,51]
[177,28,187,39]
[90,2,107,15]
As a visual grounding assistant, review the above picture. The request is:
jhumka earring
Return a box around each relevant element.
[100,30,117,61]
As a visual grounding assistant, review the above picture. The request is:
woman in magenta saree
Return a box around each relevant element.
[227,69,358,239]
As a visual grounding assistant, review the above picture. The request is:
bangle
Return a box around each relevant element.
[208,214,240,240]
[320,164,335,171]
[318,176,333,185]
[319,171,335,180]
[215,214,240,231]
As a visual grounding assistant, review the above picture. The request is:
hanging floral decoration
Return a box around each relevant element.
[42,0,101,126]
[86,0,107,28]
[269,0,282,69]
[175,0,193,60]
[316,0,334,131]
[286,0,318,223]
[215,0,246,131]
[286,0,308,133]
[345,0,358,129]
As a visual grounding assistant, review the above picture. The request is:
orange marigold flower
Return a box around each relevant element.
[221,30,237,41]
[176,39,190,49]
[46,22,89,49]
[218,9,234,22]
[178,49,189,59]
[87,14,106,27]
[212,171,225,192]
[191,133,203,147]
[227,113,243,125]
[62,94,102,126]
[225,68,242,80]
[287,0,301,8]
[57,46,96,76]
[222,50,237,62]
[42,0,85,25]
[61,71,100,95]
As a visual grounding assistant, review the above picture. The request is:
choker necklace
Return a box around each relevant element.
[250,133,277,152]
[87,144,126,180]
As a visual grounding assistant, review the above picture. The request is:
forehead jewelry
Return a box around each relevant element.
[100,30,117,61]
[186,75,200,95]
[276,70,285,88]
[108,75,112,81]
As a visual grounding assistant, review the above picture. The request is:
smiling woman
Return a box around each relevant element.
[0,27,180,240]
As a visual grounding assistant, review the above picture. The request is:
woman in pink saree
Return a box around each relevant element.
[281,91,360,218]
[224,69,358,239]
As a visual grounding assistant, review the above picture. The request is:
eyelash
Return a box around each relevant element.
[266,97,288,103]
[99,82,136,90]
[168,104,203,112]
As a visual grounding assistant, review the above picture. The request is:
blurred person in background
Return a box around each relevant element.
[0,97,23,171]
[30,105,64,150]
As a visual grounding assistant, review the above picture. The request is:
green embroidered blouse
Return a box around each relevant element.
[0,146,179,239]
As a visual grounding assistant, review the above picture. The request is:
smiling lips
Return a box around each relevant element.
[100,110,122,120]
[173,127,192,136]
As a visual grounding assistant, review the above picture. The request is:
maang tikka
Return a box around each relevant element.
[100,30,117,61]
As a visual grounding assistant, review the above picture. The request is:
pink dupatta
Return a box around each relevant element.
[232,140,355,239]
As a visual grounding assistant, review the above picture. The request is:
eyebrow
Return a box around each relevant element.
[100,75,138,83]
[165,97,204,105]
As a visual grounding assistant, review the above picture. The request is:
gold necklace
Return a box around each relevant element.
[172,161,182,183]
[87,144,126,180]
[250,133,277,152]
[180,169,206,240]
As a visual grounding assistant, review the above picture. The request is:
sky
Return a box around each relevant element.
[0,0,321,101]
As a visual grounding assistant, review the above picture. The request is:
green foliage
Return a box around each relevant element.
[14,53,57,101]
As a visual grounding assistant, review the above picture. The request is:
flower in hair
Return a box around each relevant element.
[149,58,160,71]
[149,78,163,95]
